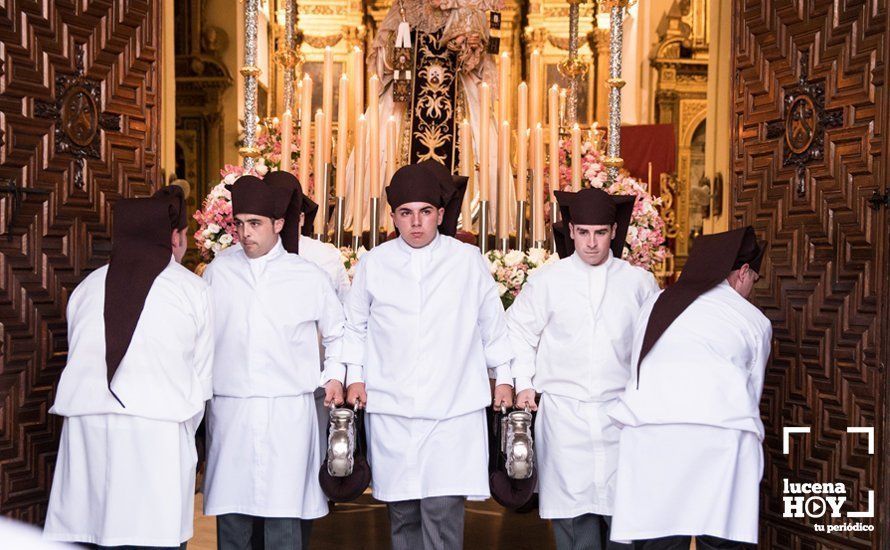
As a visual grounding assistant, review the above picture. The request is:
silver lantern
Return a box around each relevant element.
[326,405,356,477]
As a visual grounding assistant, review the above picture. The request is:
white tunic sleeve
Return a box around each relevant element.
[193,284,215,401]
[317,278,348,386]
[342,256,371,386]
[505,276,548,393]
[473,254,514,386]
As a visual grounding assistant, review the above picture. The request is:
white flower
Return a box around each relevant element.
[202,228,213,239]
[207,223,221,234]
[203,239,213,249]
[527,247,547,266]
[255,162,269,176]
[496,282,509,297]
[504,250,525,267]
[222,173,238,186]
[486,258,499,274]
[626,225,638,240]
[219,233,233,246]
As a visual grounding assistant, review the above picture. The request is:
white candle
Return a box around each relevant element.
[533,124,545,243]
[336,75,349,197]
[280,109,293,172]
[498,120,511,239]
[480,82,491,203]
[353,115,366,235]
[460,118,473,232]
[530,49,541,130]
[385,116,397,233]
[548,85,560,198]
[368,75,380,197]
[517,82,528,201]
[571,123,581,191]
[314,109,326,234]
[499,52,510,124]
[299,75,313,187]
[322,46,334,164]
[352,47,364,122]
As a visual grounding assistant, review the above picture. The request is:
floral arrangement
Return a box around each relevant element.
[548,139,670,272]
[485,248,558,308]
[339,245,368,280]
[251,117,313,192]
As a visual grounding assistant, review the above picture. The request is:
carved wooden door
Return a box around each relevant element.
[0,1,161,522]
[732,1,888,547]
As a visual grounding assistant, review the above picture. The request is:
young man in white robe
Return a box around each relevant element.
[608,226,771,550]
[219,171,349,298]
[44,186,213,549]
[201,175,347,550]
[509,188,659,550]
[342,160,515,550]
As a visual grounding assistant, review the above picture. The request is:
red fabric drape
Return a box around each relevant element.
[618,124,676,196]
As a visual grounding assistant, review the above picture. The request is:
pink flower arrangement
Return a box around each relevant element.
[547,139,671,272]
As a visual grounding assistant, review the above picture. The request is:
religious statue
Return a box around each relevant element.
[345,0,511,233]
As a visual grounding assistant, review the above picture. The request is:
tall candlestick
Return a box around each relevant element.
[498,120,511,239]
[314,109,326,234]
[533,124,545,243]
[499,52,511,124]
[280,109,293,172]
[517,82,528,201]
[548,85,560,199]
[368,75,381,197]
[322,46,334,164]
[352,47,364,122]
[530,49,542,131]
[480,82,491,203]
[559,88,568,128]
[335,75,349,197]
[353,115,366,236]
[299,75,313,187]
[571,123,581,191]
[460,118,473,232]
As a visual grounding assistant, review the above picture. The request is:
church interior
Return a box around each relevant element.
[1,0,888,548]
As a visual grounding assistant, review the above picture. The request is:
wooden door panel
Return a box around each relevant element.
[0,0,160,522]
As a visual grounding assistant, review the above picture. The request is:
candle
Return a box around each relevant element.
[353,115,366,236]
[498,120,511,239]
[280,109,293,172]
[530,49,541,131]
[335,75,349,197]
[517,82,528,202]
[353,47,364,121]
[368,75,380,197]
[322,46,334,164]
[571,123,581,191]
[499,52,510,124]
[385,116,397,233]
[533,124,545,243]
[314,109,326,234]
[548,85,560,201]
[460,118,473,232]
[480,82,491,203]
[299,75,313,187]
[559,88,567,127]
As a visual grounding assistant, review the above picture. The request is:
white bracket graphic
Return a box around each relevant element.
[846,427,875,455]
[783,426,810,454]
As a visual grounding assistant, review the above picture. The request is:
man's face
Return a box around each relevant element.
[391,202,444,249]
[171,228,188,263]
[728,263,760,299]
[234,213,284,258]
[570,223,615,266]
